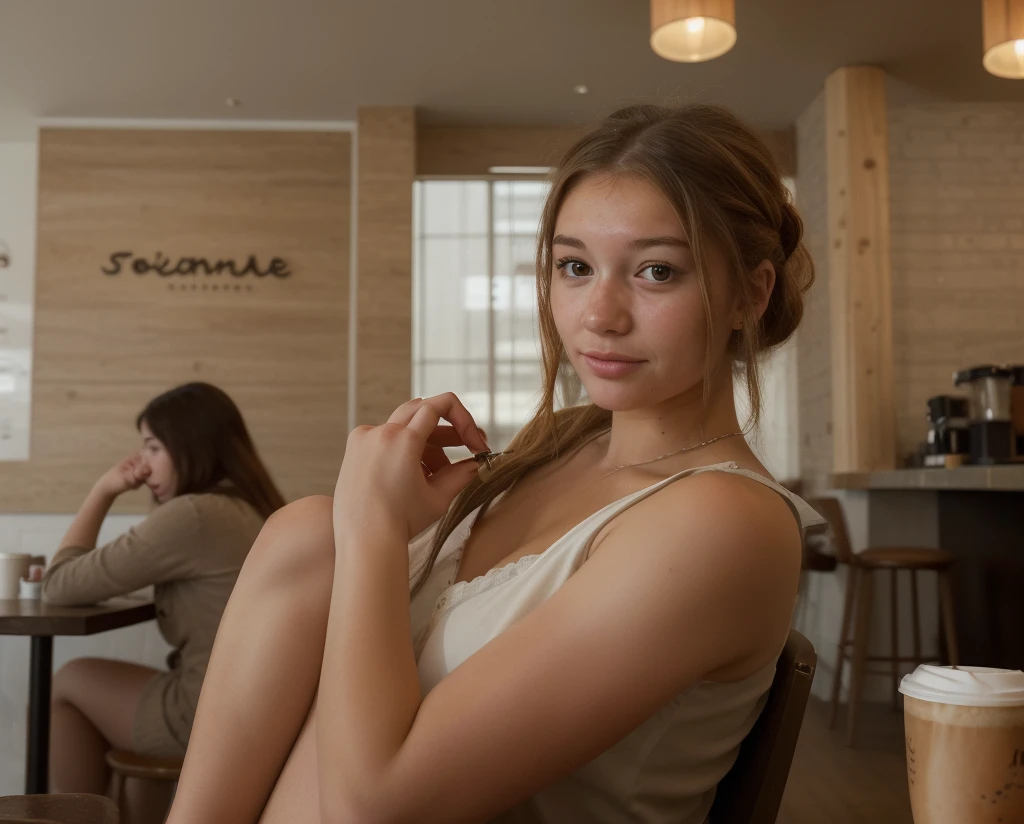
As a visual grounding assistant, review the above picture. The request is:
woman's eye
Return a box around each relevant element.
[559,260,592,278]
[638,264,674,283]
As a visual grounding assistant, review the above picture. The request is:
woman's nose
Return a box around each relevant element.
[581,276,632,336]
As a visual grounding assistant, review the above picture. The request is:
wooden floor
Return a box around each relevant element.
[778,697,914,824]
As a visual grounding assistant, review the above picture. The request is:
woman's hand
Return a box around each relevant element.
[335,394,488,540]
[94,453,151,499]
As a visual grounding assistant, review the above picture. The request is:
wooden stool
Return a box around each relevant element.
[105,751,183,824]
[809,497,960,747]
[784,479,837,631]
[0,793,118,824]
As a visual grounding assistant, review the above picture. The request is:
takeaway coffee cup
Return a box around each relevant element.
[0,552,32,599]
[900,665,1024,824]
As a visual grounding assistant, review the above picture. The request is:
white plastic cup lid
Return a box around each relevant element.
[899,665,1024,707]
[0,553,32,560]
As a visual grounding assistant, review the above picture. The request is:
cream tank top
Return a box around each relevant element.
[407,461,825,824]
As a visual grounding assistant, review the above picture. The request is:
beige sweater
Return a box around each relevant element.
[43,490,266,754]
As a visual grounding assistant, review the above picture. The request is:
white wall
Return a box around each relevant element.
[737,337,801,482]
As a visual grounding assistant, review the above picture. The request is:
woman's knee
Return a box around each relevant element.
[52,657,104,705]
[244,495,336,587]
[51,659,155,750]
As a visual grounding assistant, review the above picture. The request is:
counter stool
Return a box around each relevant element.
[781,479,836,632]
[808,497,960,747]
[106,750,182,823]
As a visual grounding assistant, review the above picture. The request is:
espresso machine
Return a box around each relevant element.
[924,395,970,467]
[1013,366,1024,461]
[953,365,1016,464]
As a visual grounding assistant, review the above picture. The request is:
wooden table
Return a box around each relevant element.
[0,598,156,794]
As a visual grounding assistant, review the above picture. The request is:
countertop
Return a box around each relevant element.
[829,464,1024,491]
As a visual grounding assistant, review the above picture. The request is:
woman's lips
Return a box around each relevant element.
[580,352,646,379]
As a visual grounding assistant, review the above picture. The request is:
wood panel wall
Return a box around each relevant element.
[2,128,351,513]
[417,124,797,177]
[825,67,896,472]
[356,108,416,425]
[417,125,586,176]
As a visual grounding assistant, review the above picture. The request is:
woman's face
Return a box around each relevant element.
[139,421,178,503]
[549,173,737,413]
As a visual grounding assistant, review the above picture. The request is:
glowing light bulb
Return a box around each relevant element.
[650,1,737,63]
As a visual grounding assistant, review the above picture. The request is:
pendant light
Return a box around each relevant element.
[983,0,1024,79]
[650,0,736,63]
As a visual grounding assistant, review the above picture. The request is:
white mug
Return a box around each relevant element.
[0,552,33,600]
[19,579,42,600]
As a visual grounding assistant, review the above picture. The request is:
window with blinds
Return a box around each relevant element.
[413,179,550,454]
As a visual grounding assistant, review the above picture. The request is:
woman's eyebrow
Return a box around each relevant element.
[551,234,690,251]
[552,234,586,249]
[627,236,690,251]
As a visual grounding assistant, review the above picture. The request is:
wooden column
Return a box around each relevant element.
[356,107,416,426]
[825,67,896,472]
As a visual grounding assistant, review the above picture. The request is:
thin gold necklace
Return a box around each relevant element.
[474,430,745,482]
[596,431,744,479]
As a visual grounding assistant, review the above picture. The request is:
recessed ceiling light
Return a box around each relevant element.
[573,85,589,95]
[225,97,242,108]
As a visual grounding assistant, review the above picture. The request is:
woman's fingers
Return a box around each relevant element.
[404,394,487,454]
[388,396,488,454]
[426,425,470,449]
[422,425,490,474]
[386,398,425,426]
[421,443,451,474]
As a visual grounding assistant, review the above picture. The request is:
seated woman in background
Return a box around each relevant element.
[168,104,823,824]
[43,382,285,813]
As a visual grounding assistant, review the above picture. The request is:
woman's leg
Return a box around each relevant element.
[258,697,321,823]
[123,779,177,824]
[165,496,336,824]
[49,657,159,793]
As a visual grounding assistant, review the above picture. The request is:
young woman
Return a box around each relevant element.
[43,382,286,813]
[167,104,823,824]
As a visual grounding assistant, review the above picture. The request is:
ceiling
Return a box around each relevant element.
[0,0,1022,140]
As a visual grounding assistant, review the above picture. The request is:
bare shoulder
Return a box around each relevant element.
[585,468,803,677]
[599,468,802,564]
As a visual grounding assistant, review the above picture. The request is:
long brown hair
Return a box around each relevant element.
[137,382,286,519]
[412,103,814,595]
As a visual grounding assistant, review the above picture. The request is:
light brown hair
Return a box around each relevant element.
[137,382,286,520]
[412,103,814,595]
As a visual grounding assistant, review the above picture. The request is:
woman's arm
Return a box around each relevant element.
[58,484,119,553]
[316,400,801,824]
[57,452,150,552]
[43,494,202,606]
